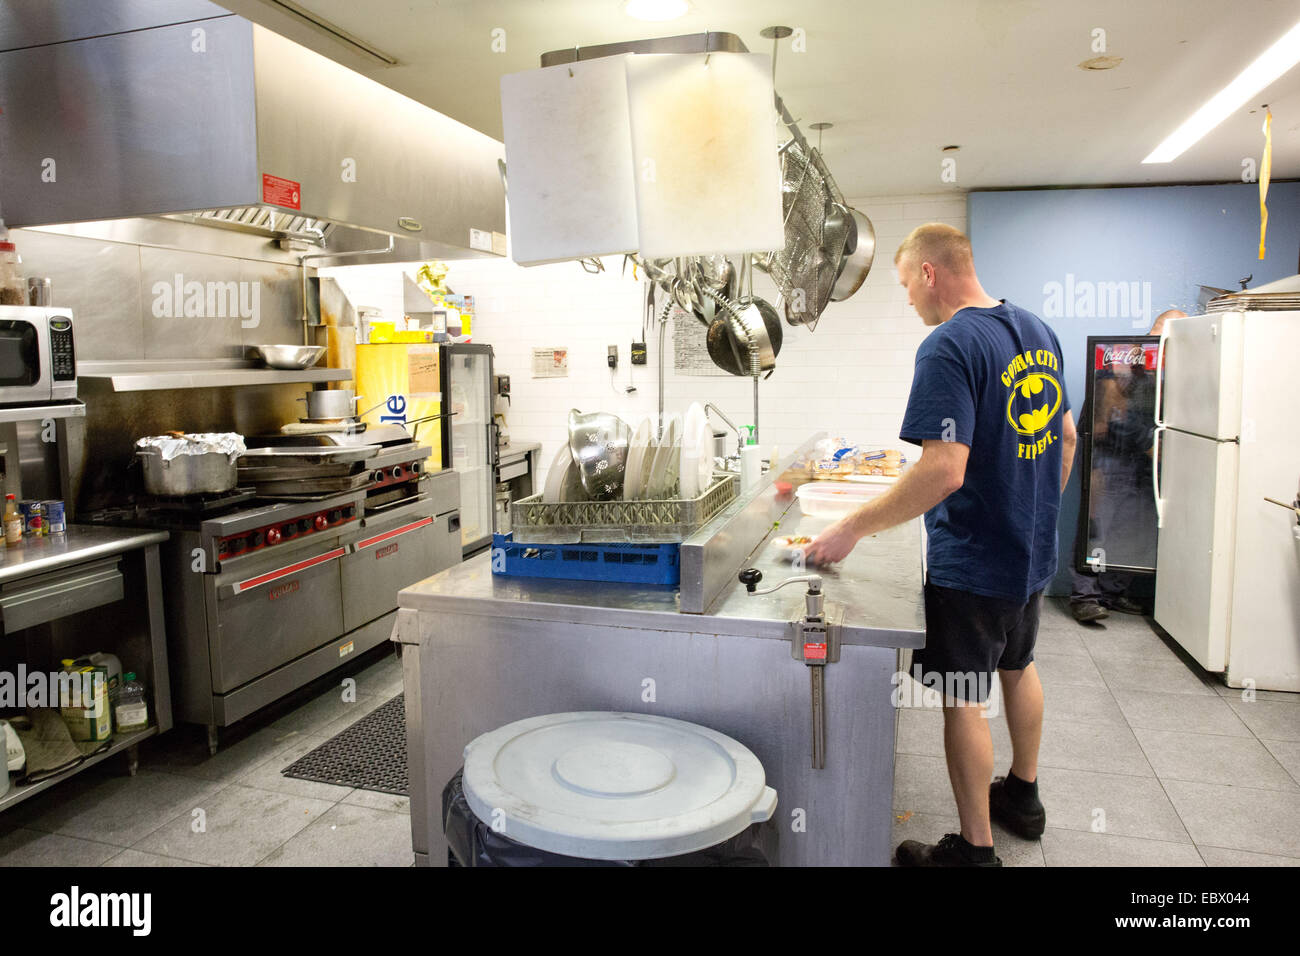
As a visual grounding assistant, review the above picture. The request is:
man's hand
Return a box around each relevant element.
[798,439,969,566]
[802,515,861,566]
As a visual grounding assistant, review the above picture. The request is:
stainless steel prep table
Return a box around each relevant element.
[0,525,172,811]
[393,446,926,867]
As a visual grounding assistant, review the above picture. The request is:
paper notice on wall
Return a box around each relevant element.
[532,347,569,378]
[407,345,440,396]
[672,309,728,376]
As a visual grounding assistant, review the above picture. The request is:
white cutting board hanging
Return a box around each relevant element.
[500,55,639,266]
[625,52,784,258]
[500,52,784,264]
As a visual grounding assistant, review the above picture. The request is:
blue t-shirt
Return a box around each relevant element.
[899,300,1071,603]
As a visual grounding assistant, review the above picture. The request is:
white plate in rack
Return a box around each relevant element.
[543,445,574,502]
[645,414,680,499]
[623,417,654,500]
[679,403,713,499]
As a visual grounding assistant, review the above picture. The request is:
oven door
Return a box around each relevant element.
[209,535,346,693]
[341,496,446,632]
[0,311,50,403]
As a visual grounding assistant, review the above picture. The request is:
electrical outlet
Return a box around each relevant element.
[631,341,647,365]
[607,344,618,369]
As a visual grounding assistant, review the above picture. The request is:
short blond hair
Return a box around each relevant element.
[894,223,975,275]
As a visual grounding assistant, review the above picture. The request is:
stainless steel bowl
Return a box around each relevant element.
[251,344,326,369]
[567,409,631,501]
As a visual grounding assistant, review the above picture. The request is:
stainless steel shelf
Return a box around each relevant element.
[78,365,351,392]
[0,725,158,813]
[0,400,86,424]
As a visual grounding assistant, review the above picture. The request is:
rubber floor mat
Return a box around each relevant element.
[281,693,407,795]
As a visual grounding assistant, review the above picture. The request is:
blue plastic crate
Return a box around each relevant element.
[491,533,680,586]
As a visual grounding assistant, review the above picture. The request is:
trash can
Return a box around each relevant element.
[442,711,779,867]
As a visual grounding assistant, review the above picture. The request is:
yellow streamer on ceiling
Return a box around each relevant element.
[1259,109,1272,260]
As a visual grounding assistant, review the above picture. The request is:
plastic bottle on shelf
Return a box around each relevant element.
[0,221,25,305]
[3,494,22,546]
[114,673,149,733]
[741,427,762,490]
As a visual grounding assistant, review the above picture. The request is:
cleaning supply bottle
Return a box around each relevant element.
[741,426,762,490]
[114,673,149,733]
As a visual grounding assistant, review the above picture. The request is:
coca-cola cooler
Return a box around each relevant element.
[1075,336,1160,575]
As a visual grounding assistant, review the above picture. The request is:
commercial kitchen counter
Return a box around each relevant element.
[0,525,168,583]
[393,437,926,866]
[0,525,173,812]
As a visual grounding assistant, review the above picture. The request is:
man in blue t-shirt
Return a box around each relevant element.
[803,223,1077,867]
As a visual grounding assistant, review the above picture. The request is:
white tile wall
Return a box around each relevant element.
[322,191,967,487]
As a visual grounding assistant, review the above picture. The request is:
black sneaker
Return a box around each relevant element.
[1071,601,1108,623]
[989,776,1046,839]
[895,833,1002,867]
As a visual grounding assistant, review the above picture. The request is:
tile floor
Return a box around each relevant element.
[893,598,1300,866]
[0,598,1296,866]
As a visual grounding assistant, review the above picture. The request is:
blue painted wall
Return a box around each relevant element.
[968,182,1300,595]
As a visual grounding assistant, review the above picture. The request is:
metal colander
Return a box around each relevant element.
[767,141,849,329]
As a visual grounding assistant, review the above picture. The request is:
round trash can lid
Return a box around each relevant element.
[460,711,778,861]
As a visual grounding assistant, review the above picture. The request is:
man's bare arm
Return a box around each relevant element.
[802,439,969,565]
[1060,409,1077,492]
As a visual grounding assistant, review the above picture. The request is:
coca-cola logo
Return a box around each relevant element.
[1104,346,1142,365]
[1095,344,1157,370]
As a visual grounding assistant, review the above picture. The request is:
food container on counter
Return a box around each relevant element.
[795,480,888,518]
[135,433,246,496]
[19,500,44,536]
[42,499,65,534]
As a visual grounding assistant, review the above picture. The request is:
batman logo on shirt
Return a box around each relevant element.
[1005,372,1063,437]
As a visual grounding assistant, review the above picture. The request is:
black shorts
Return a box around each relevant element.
[910,579,1045,703]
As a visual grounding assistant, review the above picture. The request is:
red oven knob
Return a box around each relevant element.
[267,527,282,545]
[314,514,328,531]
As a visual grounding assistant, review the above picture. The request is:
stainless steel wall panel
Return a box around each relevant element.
[138,247,253,361]
[12,229,144,361]
[238,258,306,349]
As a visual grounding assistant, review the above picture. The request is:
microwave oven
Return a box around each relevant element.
[0,306,76,405]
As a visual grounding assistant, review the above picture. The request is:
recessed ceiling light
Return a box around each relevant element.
[1079,55,1123,70]
[625,0,691,21]
[1144,18,1300,163]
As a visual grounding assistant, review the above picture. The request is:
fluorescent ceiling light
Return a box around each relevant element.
[1143,18,1300,163]
[625,0,690,22]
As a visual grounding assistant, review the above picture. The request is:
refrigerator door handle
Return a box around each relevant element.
[1153,424,1166,529]
[1154,325,1170,427]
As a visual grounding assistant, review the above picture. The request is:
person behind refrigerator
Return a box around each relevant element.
[1069,309,1185,622]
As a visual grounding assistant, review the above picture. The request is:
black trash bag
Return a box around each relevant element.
[442,768,776,867]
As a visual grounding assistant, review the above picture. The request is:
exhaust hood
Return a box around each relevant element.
[0,3,506,265]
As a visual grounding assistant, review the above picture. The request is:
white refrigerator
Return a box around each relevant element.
[1153,307,1300,691]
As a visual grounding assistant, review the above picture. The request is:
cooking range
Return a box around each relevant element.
[89,435,460,753]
